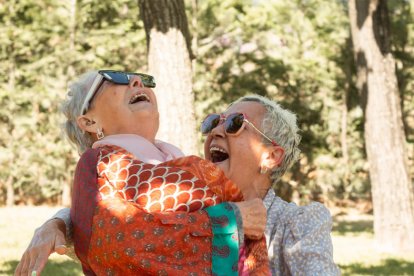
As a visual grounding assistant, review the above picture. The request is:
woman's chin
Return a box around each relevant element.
[129,101,154,111]
[129,105,158,118]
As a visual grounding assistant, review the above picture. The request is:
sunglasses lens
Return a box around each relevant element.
[201,114,221,135]
[99,71,156,88]
[225,113,244,134]
[100,71,130,84]
[136,74,156,88]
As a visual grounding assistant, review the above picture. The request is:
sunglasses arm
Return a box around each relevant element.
[244,119,278,147]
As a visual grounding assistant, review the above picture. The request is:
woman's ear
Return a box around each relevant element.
[260,146,285,171]
[77,115,97,134]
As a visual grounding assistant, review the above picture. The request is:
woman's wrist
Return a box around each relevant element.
[49,207,72,243]
[234,198,266,239]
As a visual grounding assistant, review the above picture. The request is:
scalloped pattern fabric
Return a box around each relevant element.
[98,147,223,212]
[74,145,270,275]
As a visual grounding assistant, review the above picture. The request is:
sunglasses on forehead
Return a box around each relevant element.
[201,112,279,146]
[80,70,156,115]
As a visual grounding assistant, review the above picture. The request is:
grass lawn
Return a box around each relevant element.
[332,212,414,275]
[1,207,414,275]
[0,207,82,276]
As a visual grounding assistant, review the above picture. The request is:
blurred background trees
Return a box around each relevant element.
[0,0,413,250]
[348,0,414,253]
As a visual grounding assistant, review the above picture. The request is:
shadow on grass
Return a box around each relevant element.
[340,258,414,275]
[333,219,373,236]
[1,260,82,276]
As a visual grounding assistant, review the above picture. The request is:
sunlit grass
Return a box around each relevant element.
[332,213,414,276]
[0,206,82,276]
[1,207,414,275]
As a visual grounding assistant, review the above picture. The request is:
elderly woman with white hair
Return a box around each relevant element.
[203,95,339,274]
[16,72,339,275]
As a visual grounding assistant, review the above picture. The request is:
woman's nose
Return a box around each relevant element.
[129,75,144,88]
[210,120,226,138]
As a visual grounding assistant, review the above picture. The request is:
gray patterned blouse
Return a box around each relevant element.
[263,189,340,275]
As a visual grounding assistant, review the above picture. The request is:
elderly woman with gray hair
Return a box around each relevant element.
[16,70,339,275]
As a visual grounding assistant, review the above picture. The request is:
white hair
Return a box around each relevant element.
[61,71,99,154]
[232,94,301,188]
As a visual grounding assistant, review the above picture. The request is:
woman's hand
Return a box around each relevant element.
[235,198,267,239]
[15,218,67,276]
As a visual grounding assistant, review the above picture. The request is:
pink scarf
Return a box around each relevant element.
[92,134,184,164]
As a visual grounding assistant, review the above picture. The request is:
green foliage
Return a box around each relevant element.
[192,0,373,203]
[0,0,413,205]
[390,1,414,147]
[0,0,147,205]
[0,0,73,204]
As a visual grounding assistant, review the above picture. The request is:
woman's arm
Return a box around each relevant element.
[282,202,340,275]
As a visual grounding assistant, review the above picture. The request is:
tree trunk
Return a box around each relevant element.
[341,37,354,197]
[341,76,349,188]
[348,0,414,252]
[5,175,14,207]
[138,0,198,155]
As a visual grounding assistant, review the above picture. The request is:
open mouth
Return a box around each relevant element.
[209,146,229,163]
[129,93,150,104]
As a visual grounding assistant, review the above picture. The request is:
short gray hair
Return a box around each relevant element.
[232,95,301,187]
[61,71,98,154]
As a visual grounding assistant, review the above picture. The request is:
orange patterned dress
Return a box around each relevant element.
[71,145,269,275]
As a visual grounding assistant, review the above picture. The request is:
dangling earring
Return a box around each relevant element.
[260,166,269,174]
[97,128,105,140]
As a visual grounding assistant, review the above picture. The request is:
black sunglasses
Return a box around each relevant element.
[99,70,156,88]
[201,112,278,146]
[81,70,156,115]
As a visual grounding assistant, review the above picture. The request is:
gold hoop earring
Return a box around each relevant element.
[97,128,105,140]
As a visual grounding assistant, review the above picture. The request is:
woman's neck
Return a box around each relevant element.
[243,177,271,200]
[92,134,184,164]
